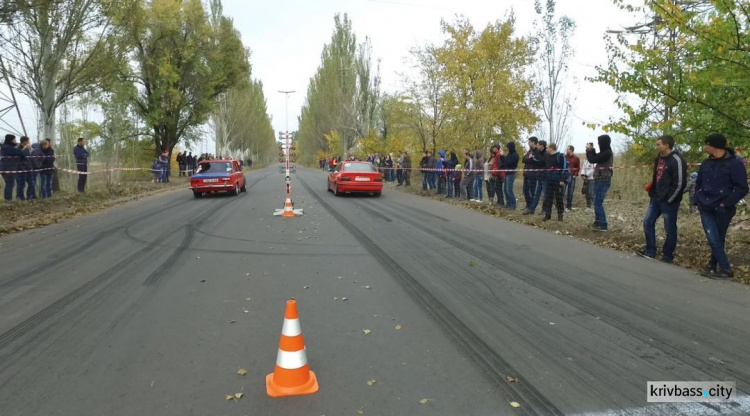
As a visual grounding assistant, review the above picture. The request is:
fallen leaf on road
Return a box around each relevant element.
[469,259,476,267]
[341,297,348,301]
[243,309,249,314]
[304,285,310,289]
[333,297,339,301]
[245,298,251,301]
[367,379,377,386]
[234,393,243,399]
[419,399,431,404]
[507,376,517,383]
[357,411,364,415]
[196,257,200,259]
[363,329,372,335]
[237,369,248,376]
[395,324,402,330]
[365,285,371,289]
[510,401,521,408]
[337,276,342,279]
[229,320,236,323]
[246,273,250,276]
[225,395,234,401]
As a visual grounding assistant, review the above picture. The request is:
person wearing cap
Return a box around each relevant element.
[1,134,26,203]
[636,135,687,263]
[695,133,748,279]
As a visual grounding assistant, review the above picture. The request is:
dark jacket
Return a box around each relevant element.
[41,146,55,170]
[402,154,411,169]
[74,145,89,166]
[31,143,44,170]
[649,150,688,204]
[544,151,569,182]
[426,155,436,170]
[694,149,749,210]
[18,145,33,171]
[586,135,614,179]
[503,143,519,171]
[522,146,536,176]
[1,143,25,172]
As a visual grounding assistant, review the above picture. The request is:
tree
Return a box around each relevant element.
[428,16,537,152]
[0,0,132,143]
[297,14,380,163]
[594,0,749,155]
[402,44,450,154]
[533,0,576,148]
[122,0,249,157]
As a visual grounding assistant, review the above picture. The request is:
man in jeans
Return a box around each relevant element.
[585,135,614,231]
[636,135,687,263]
[74,137,89,192]
[694,134,748,279]
[521,137,539,211]
[564,145,580,212]
[580,149,596,212]
[503,142,519,209]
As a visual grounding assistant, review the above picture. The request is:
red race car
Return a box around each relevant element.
[190,159,246,198]
[327,161,383,196]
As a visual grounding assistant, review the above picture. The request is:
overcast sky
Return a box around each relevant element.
[1,0,639,153]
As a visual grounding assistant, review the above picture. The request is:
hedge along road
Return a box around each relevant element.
[0,165,748,416]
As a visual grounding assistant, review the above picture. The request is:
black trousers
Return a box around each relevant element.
[542,180,564,215]
[77,163,87,193]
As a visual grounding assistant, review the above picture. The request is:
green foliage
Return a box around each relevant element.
[594,0,750,153]
[297,14,380,164]
[121,0,250,156]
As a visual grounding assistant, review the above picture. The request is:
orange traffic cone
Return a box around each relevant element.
[266,299,319,397]
[281,197,295,218]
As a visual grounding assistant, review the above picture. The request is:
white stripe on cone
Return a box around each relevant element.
[276,348,308,369]
[281,318,301,337]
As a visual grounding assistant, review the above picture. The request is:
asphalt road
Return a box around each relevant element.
[1,166,749,416]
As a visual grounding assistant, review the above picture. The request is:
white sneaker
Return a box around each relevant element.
[585,208,593,213]
[565,208,571,213]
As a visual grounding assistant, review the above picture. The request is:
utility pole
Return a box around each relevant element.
[273,90,302,217]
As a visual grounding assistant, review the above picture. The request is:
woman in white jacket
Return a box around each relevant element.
[580,152,596,212]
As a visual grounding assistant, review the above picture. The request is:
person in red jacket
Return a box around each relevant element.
[564,145,580,212]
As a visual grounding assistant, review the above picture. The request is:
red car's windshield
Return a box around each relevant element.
[342,162,377,172]
[197,162,232,174]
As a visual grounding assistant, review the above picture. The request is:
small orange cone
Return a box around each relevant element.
[281,197,295,218]
[266,299,319,397]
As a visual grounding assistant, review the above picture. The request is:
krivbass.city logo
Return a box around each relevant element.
[647,381,736,403]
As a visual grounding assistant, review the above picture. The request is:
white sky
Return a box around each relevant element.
[1,0,638,153]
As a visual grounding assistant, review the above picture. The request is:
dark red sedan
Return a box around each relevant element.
[190,159,246,198]
[327,161,383,196]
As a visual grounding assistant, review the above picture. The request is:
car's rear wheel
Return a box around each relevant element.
[373,192,381,197]
[193,191,202,199]
[334,184,341,196]
[233,182,240,196]
[240,182,246,192]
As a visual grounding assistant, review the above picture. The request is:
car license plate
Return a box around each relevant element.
[203,179,218,183]
[355,177,370,182]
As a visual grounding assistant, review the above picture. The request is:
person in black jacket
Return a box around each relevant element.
[1,134,25,203]
[73,137,89,193]
[586,135,614,231]
[695,134,749,279]
[636,135,687,263]
[541,143,569,221]
[503,142,520,209]
[521,137,539,210]
[444,151,458,197]
[523,140,547,215]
